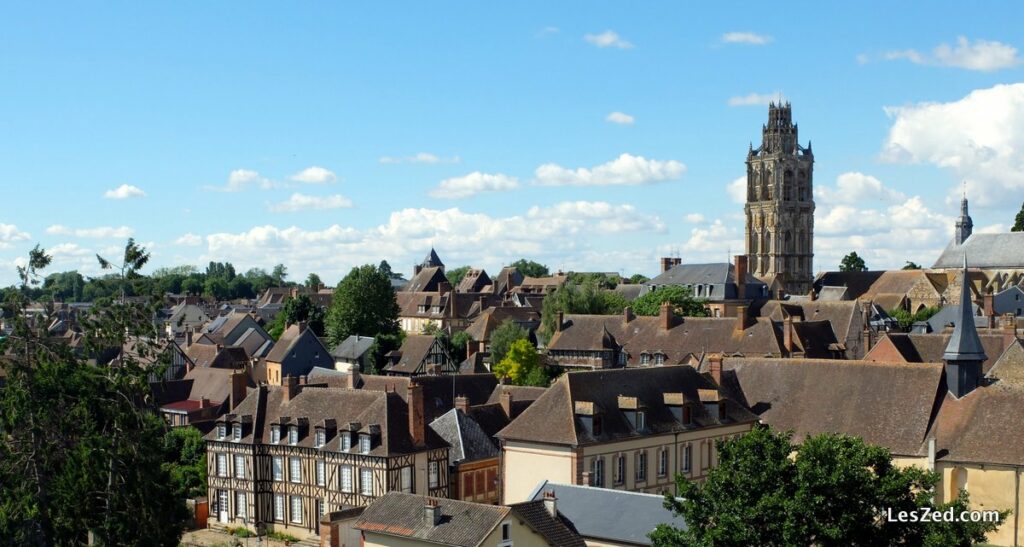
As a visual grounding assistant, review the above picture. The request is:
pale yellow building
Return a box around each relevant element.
[496,364,759,504]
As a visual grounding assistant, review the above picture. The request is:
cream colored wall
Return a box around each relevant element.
[891,456,929,470]
[580,423,753,494]
[502,441,575,504]
[363,517,546,547]
[936,463,1022,547]
[364,532,444,547]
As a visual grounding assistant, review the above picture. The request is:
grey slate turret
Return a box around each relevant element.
[943,255,986,397]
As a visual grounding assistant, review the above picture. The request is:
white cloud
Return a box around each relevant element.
[721,32,773,45]
[816,172,907,205]
[881,37,1020,71]
[204,169,278,192]
[103,184,146,199]
[727,176,747,204]
[728,93,782,107]
[685,213,706,223]
[881,83,1024,207]
[682,219,743,255]
[174,233,203,246]
[534,153,685,187]
[269,193,354,213]
[0,224,30,249]
[379,153,460,164]
[289,166,337,184]
[45,225,134,238]
[584,30,633,49]
[429,172,520,199]
[605,111,635,125]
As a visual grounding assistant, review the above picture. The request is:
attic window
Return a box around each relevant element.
[640,353,652,366]
[288,426,298,445]
[418,305,427,313]
[653,353,666,366]
[270,425,281,443]
[635,410,646,431]
[359,434,371,455]
[315,428,325,448]
[217,423,226,439]
[342,433,352,451]
[592,415,603,436]
[233,423,242,441]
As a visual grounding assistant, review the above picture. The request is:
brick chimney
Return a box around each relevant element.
[283,374,300,403]
[500,390,513,418]
[200,397,211,409]
[543,490,558,518]
[408,381,425,447]
[734,255,748,300]
[185,328,194,348]
[455,395,469,413]
[346,367,360,390]
[580,471,591,487]
[556,312,564,333]
[708,353,722,386]
[438,281,452,296]
[734,305,752,332]
[623,306,635,323]
[660,257,674,273]
[984,291,995,328]
[230,370,248,410]
[423,499,441,526]
[414,264,423,276]
[783,317,794,354]
[660,302,674,331]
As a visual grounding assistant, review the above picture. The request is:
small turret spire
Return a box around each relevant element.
[943,253,985,398]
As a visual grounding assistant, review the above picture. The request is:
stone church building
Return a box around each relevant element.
[744,102,815,296]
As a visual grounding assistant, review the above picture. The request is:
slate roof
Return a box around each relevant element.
[933,233,1024,269]
[496,366,759,447]
[812,271,886,300]
[506,499,586,547]
[717,357,944,456]
[429,408,499,464]
[331,335,375,361]
[931,384,1024,466]
[528,482,686,546]
[357,492,508,546]
[485,384,547,406]
[186,344,250,369]
[944,259,988,362]
[986,339,1024,387]
[385,335,449,375]
[491,267,524,295]
[649,262,764,288]
[422,248,445,269]
[456,269,491,293]
[548,313,786,366]
[925,304,988,332]
[403,267,449,293]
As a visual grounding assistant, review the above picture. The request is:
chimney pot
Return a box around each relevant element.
[556,312,564,333]
[709,354,722,386]
[407,382,425,447]
[783,317,794,354]
[624,306,635,323]
[283,375,300,402]
[230,371,248,410]
[581,471,591,487]
[346,367,360,390]
[424,499,441,526]
[543,490,557,518]
[499,390,513,418]
[660,302,674,331]
[734,255,748,301]
[734,305,751,332]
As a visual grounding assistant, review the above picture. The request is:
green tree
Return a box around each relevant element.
[421,320,440,336]
[306,272,323,289]
[568,272,620,289]
[489,320,529,365]
[631,285,709,318]
[203,277,230,301]
[509,258,549,278]
[378,260,394,278]
[243,267,275,294]
[446,266,471,287]
[902,261,922,270]
[269,294,326,338]
[271,263,288,286]
[1013,202,1024,232]
[96,237,150,301]
[162,427,207,499]
[839,251,868,272]
[326,264,401,349]
[180,277,203,296]
[450,330,472,361]
[493,338,543,385]
[538,281,628,343]
[650,426,1004,547]
[42,271,85,301]
[627,273,650,284]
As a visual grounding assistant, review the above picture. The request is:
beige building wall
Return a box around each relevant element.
[363,515,549,547]
[936,463,1022,546]
[502,441,576,503]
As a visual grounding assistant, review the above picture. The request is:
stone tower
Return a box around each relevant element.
[744,102,815,295]
[954,192,973,245]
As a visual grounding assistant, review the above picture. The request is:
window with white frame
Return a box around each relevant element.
[316,460,325,486]
[235,491,246,518]
[289,457,301,483]
[360,468,373,496]
[274,493,284,521]
[501,522,511,541]
[272,456,283,481]
[359,434,371,454]
[636,451,647,482]
[216,453,227,477]
[591,457,604,487]
[636,411,646,431]
[234,454,245,478]
[341,433,352,451]
[290,495,302,524]
[428,461,439,489]
[614,455,625,484]
[317,499,325,520]
[315,428,325,448]
[339,465,353,492]
[639,353,652,366]
[658,449,668,477]
[288,426,298,445]
[270,425,280,443]
[682,444,692,473]
[233,423,241,441]
[400,466,413,493]
[217,423,226,439]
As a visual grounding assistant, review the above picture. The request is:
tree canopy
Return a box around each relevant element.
[492,338,547,386]
[538,281,627,343]
[902,261,922,270]
[839,251,868,272]
[650,426,1004,547]
[269,293,327,339]
[326,264,402,371]
[445,266,471,287]
[631,285,709,318]
[1013,202,1024,232]
[509,258,549,278]
[489,320,530,365]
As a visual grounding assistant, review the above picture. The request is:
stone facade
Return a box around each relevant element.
[744,102,815,295]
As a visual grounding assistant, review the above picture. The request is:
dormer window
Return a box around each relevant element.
[233,423,242,441]
[359,434,371,455]
[636,410,646,431]
[653,353,666,366]
[217,423,226,439]
[288,426,298,445]
[342,433,352,451]
[270,425,281,444]
[640,353,652,366]
[315,428,325,448]
[592,415,603,436]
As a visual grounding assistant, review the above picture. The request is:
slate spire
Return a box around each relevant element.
[943,254,985,397]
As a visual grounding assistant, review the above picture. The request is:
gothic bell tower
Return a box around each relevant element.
[743,102,815,296]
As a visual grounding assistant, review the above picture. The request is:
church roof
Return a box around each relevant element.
[944,257,987,362]
[422,248,444,269]
[933,233,1024,269]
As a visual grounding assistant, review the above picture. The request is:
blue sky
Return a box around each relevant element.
[3,2,1024,286]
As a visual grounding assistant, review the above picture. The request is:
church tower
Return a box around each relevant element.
[744,102,815,295]
[954,192,973,245]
